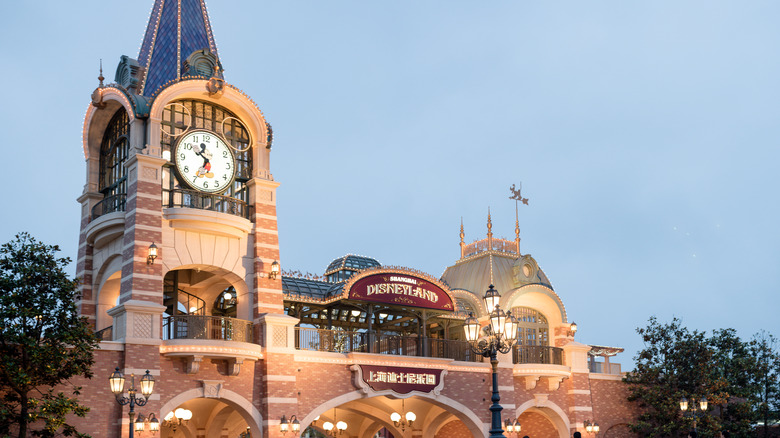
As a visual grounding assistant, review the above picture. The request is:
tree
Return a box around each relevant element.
[625,318,780,438]
[751,331,780,438]
[0,233,97,437]
[624,317,727,437]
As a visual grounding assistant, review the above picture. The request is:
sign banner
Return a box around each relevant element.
[357,365,445,395]
[347,272,454,311]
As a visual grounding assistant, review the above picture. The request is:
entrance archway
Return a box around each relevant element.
[301,391,484,438]
[514,400,571,438]
[159,388,262,438]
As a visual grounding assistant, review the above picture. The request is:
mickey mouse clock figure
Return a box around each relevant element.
[173,130,236,193]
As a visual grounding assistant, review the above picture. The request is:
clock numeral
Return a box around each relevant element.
[203,181,209,189]
[184,143,192,150]
[183,166,189,173]
[180,153,186,161]
[226,162,231,169]
[214,181,220,188]
[222,150,228,158]
[223,175,227,180]
[193,135,199,142]
[204,134,211,142]
[192,176,198,183]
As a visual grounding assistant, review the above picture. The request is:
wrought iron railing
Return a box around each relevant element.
[163,316,253,342]
[94,326,113,341]
[91,194,127,220]
[462,237,518,257]
[512,345,563,365]
[294,328,482,362]
[296,328,369,353]
[165,189,251,219]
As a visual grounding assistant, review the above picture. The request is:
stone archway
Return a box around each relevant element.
[514,399,571,438]
[159,387,262,438]
[603,423,636,438]
[302,391,485,438]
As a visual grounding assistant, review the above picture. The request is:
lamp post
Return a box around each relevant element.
[464,284,519,438]
[680,396,708,436]
[109,368,155,438]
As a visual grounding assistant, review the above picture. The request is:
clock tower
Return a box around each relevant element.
[77,1,287,436]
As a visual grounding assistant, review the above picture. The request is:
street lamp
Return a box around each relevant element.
[680,396,708,435]
[464,284,519,438]
[280,415,301,435]
[504,418,521,436]
[584,420,600,434]
[109,368,156,438]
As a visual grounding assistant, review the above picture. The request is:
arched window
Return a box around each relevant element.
[98,109,130,208]
[160,100,252,203]
[511,307,549,346]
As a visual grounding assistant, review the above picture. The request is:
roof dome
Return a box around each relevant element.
[324,254,380,277]
[441,252,552,297]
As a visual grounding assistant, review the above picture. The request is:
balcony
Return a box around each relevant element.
[165,189,252,219]
[161,316,260,375]
[91,193,126,220]
[163,315,252,342]
[512,345,563,365]
[295,328,485,362]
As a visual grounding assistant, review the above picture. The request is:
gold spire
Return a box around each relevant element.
[487,207,493,250]
[515,202,521,254]
[459,218,466,258]
[98,59,104,88]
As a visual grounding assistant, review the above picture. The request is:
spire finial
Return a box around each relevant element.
[459,218,466,258]
[509,183,529,254]
[487,207,493,237]
[98,59,104,88]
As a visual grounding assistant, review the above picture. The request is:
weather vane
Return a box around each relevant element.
[509,183,529,205]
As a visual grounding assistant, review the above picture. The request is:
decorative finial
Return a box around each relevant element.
[487,207,493,236]
[510,183,528,254]
[98,59,104,88]
[460,218,465,244]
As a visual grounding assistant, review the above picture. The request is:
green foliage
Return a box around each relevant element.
[0,233,97,437]
[624,317,780,438]
[752,332,780,438]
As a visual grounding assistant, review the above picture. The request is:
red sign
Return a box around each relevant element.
[347,273,454,311]
[357,365,444,394]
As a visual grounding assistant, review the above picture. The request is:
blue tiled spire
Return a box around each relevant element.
[137,0,220,96]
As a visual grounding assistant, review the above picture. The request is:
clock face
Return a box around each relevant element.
[174,130,236,193]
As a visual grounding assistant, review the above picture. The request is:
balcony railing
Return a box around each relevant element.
[295,328,483,362]
[94,326,113,341]
[512,345,563,365]
[163,315,253,342]
[165,189,251,219]
[91,194,126,220]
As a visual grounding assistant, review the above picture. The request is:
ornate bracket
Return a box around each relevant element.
[227,358,244,376]
[523,375,540,390]
[184,355,203,375]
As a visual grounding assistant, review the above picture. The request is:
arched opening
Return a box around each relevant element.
[513,401,572,438]
[159,388,262,438]
[301,393,483,438]
[95,108,130,219]
[162,267,251,342]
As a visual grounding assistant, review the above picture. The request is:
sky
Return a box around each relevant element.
[2,1,779,370]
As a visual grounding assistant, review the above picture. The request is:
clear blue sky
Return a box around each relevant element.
[3,1,779,369]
